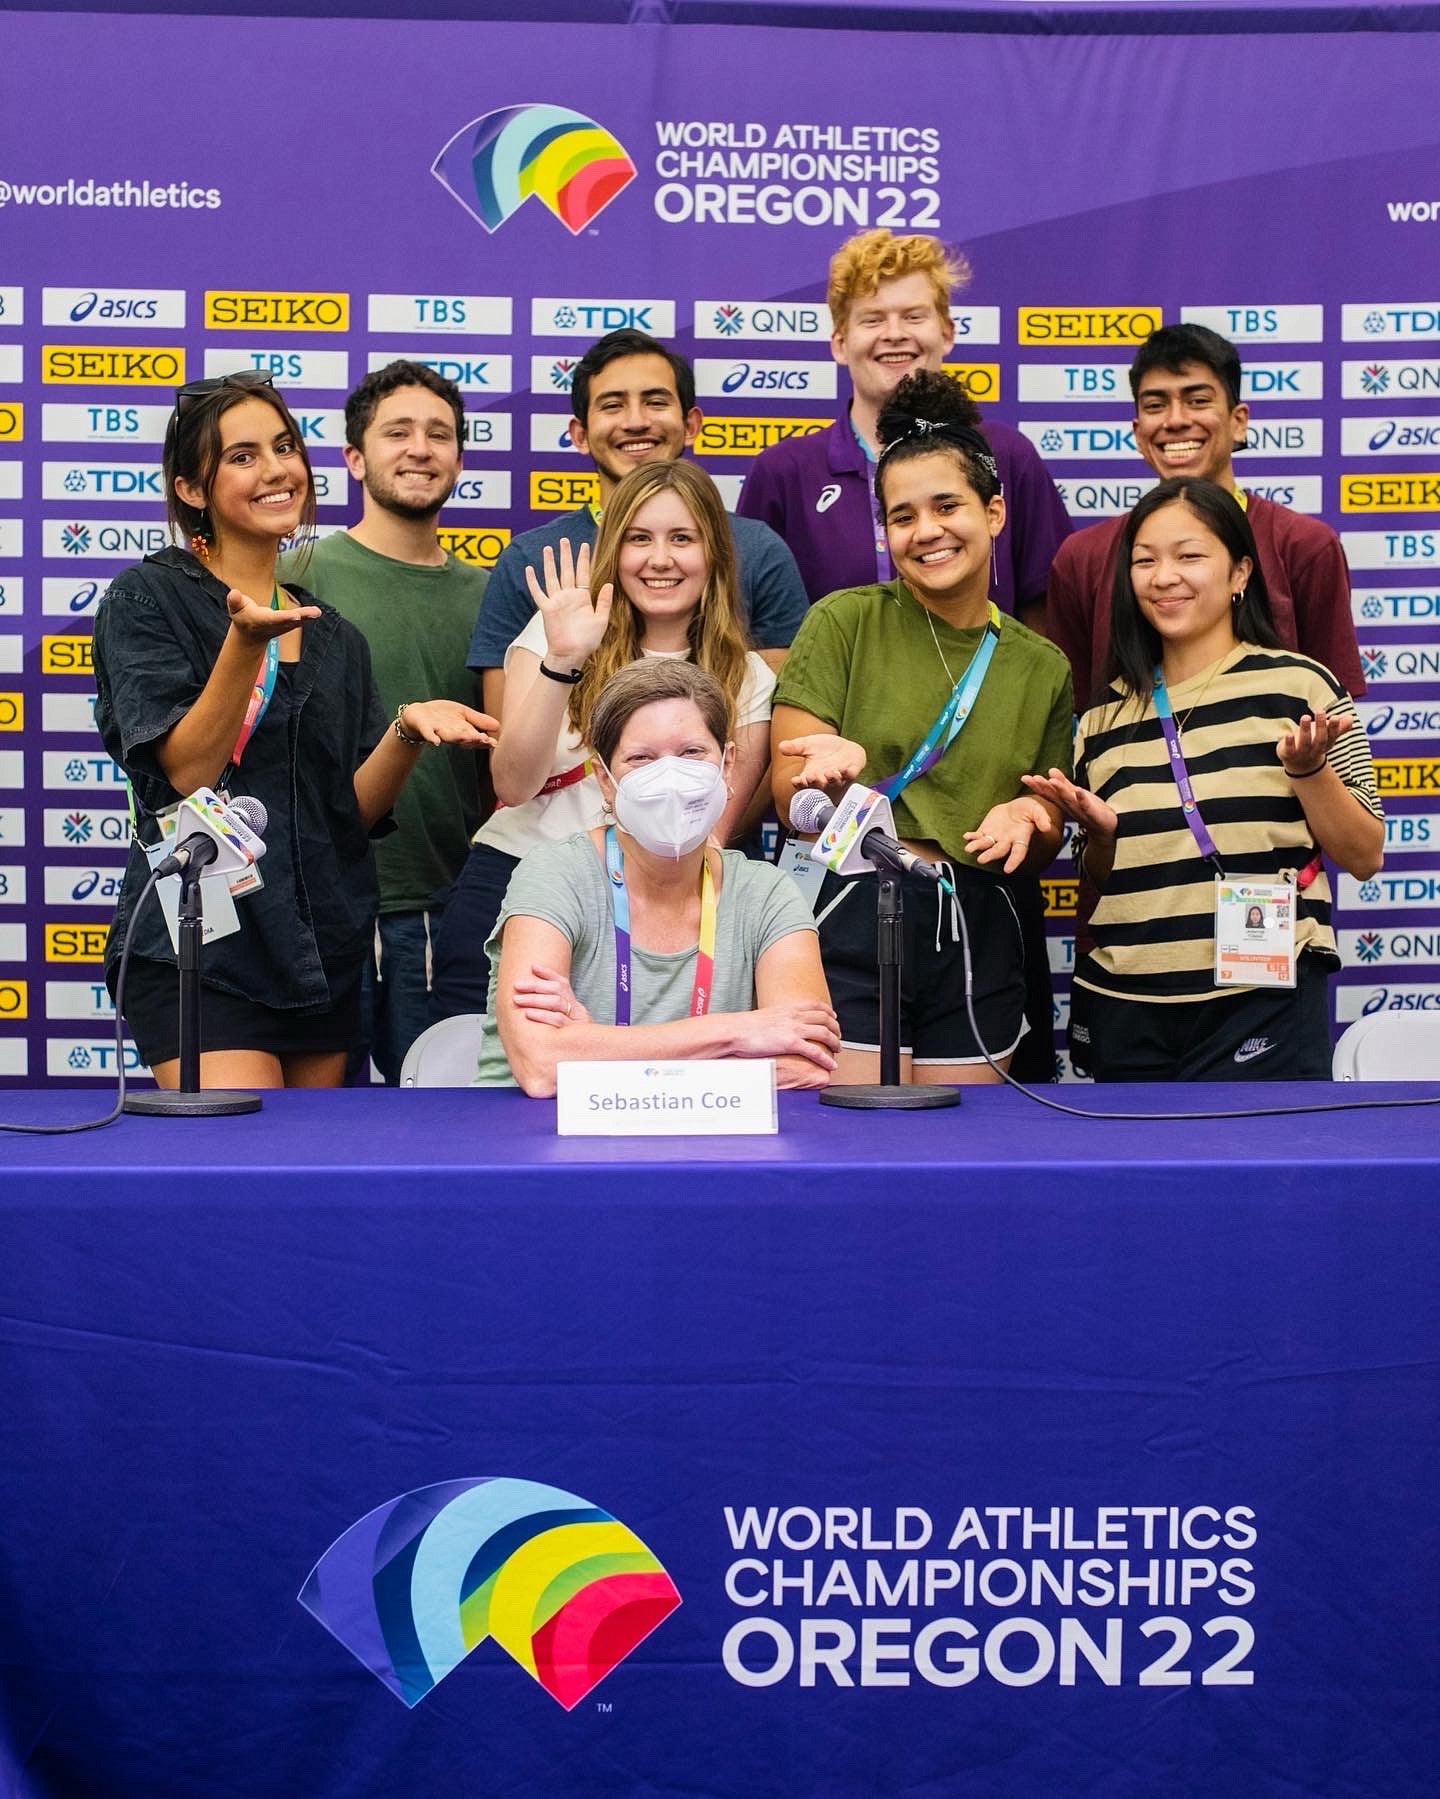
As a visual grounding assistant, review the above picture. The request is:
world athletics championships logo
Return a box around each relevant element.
[299,1477,681,1710]
[431,105,637,235]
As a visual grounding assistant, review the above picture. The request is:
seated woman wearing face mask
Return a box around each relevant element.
[474,659,839,1094]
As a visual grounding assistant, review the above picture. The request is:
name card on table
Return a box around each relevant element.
[555,1059,778,1136]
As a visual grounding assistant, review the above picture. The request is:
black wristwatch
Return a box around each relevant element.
[539,662,585,685]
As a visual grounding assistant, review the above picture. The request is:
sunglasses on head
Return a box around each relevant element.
[175,369,277,411]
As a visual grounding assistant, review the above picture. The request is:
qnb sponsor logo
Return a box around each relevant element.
[1022,421,1137,461]
[210,350,350,389]
[1052,479,1155,519]
[47,1037,149,1078]
[693,300,829,342]
[0,576,21,612]
[369,352,511,394]
[1240,362,1322,399]
[42,461,162,501]
[1341,532,1438,570]
[0,288,22,325]
[43,520,168,562]
[42,346,184,385]
[531,355,580,394]
[1360,701,1440,740]
[1017,307,1159,345]
[1342,357,1440,398]
[1342,303,1440,341]
[1338,871,1440,911]
[1357,644,1440,685]
[44,806,128,848]
[1342,473,1440,512]
[0,863,24,901]
[1338,926,1440,965]
[1181,304,1324,343]
[433,105,636,234]
[1017,364,1127,403]
[1236,419,1323,458]
[42,287,186,328]
[205,291,348,330]
[533,298,674,337]
[462,412,512,452]
[1337,982,1440,1022]
[367,294,511,335]
[1342,416,1440,456]
[696,358,837,399]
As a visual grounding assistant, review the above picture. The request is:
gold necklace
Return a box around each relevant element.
[1172,652,1227,732]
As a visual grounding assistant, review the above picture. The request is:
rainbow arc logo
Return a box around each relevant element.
[300,1477,680,1709]
[432,104,637,235]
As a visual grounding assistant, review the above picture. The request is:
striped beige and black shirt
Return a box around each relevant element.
[1074,645,1382,1004]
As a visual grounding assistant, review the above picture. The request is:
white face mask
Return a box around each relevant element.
[609,755,728,859]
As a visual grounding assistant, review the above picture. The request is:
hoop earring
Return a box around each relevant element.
[1231,589,1244,607]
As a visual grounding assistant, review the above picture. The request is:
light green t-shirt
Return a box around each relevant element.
[474,833,819,1086]
[280,532,488,911]
[774,581,1075,865]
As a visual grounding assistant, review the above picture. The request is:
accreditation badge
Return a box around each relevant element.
[1214,878,1296,989]
[776,835,826,912]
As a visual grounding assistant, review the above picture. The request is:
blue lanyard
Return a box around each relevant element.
[852,417,892,583]
[875,603,1002,801]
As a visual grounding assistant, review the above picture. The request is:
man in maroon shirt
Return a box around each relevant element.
[1046,323,1363,706]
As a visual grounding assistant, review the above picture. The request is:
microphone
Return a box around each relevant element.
[790,786,942,882]
[155,791,269,879]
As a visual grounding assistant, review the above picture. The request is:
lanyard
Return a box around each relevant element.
[874,601,1003,801]
[853,418,893,582]
[491,758,592,812]
[229,585,283,768]
[1151,667,1225,873]
[604,825,717,1025]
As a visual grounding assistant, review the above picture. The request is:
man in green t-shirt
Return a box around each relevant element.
[280,360,488,1082]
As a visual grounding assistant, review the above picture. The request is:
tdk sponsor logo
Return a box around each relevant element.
[43,519,168,561]
[368,353,511,393]
[1342,358,1440,398]
[532,299,675,337]
[1343,416,1440,455]
[367,294,512,335]
[1354,585,1440,624]
[1052,479,1156,518]
[1022,421,1137,461]
[47,1037,148,1078]
[1236,419,1323,457]
[696,359,838,399]
[43,288,186,329]
[1357,644,1440,685]
[1339,871,1440,910]
[444,472,513,511]
[42,462,163,501]
[1181,304,1324,343]
[1336,982,1440,1022]
[1338,927,1440,965]
[41,403,172,444]
[1341,532,1438,569]
[1240,362,1322,399]
[1341,304,1440,342]
[1359,700,1440,739]
[42,752,127,792]
[1018,364,1127,403]
[693,301,830,342]
[209,349,350,389]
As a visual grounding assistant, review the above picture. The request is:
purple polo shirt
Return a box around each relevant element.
[736,410,1072,611]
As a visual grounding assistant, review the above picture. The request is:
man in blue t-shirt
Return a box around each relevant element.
[467,329,808,715]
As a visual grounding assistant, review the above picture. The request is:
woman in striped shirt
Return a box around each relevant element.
[1026,478,1383,1081]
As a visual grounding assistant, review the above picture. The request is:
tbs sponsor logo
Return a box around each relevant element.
[693,301,829,342]
[1017,364,1127,403]
[532,299,675,337]
[44,979,117,1021]
[1342,417,1440,456]
[41,403,171,444]
[366,353,510,394]
[1342,358,1440,399]
[212,350,351,389]
[1383,811,1437,849]
[1341,532,1439,570]
[367,294,512,335]
[1181,304,1324,343]
[42,288,186,329]
[1341,304,1440,342]
[42,461,162,501]
[696,359,837,398]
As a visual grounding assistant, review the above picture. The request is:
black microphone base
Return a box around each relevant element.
[124,1089,262,1117]
[820,1083,959,1111]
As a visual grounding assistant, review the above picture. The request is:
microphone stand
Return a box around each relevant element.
[820,844,959,1111]
[124,861,261,1117]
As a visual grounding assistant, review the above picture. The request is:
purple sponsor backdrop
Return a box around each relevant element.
[0,11,1437,1085]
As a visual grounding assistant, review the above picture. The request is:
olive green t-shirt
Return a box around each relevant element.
[774,580,1075,865]
[280,532,488,911]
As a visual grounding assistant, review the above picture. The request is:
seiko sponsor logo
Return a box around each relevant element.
[44,807,128,848]
[367,294,511,335]
[1181,304,1325,343]
[1341,532,1438,569]
[1342,473,1440,512]
[1342,358,1440,399]
[1021,421,1137,461]
[42,751,127,791]
[1360,701,1440,739]
[42,461,162,501]
[1018,307,1160,344]
[1018,364,1128,403]
[693,301,829,342]
[45,978,117,1020]
[1374,757,1440,793]
[370,352,510,393]
[43,519,169,561]
[0,977,26,1017]
[206,291,349,330]
[1052,479,1156,519]
[443,472,513,512]
[530,471,600,512]
[1338,927,1440,965]
[41,403,171,443]
[207,349,350,389]
[43,287,186,329]
[696,416,831,456]
[42,346,184,385]
[1342,417,1440,456]
[1336,982,1440,1022]
[1236,419,1323,457]
[0,692,21,731]
[0,402,22,440]
[532,299,674,337]
[1341,304,1440,342]
[696,358,838,398]
[435,528,509,568]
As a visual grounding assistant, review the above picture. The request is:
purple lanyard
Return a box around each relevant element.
[1151,669,1224,873]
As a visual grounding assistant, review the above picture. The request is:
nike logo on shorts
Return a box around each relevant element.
[1233,1036,1276,1064]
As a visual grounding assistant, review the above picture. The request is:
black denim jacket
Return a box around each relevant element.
[93,548,390,1010]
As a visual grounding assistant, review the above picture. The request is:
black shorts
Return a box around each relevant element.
[1072,952,1333,1082]
[815,862,1028,1066]
[115,954,364,1069]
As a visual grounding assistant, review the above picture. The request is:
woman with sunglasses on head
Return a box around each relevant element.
[92,370,497,1090]
[430,459,775,1019]
[770,369,1075,1087]
[1023,477,1383,1081]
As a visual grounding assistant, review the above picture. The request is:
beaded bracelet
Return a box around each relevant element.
[393,704,426,748]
